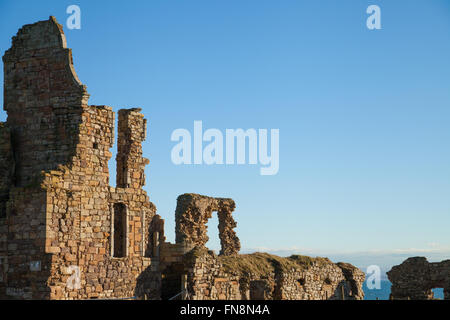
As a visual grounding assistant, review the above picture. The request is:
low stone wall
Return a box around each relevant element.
[181,247,365,300]
[282,262,364,299]
[387,257,450,300]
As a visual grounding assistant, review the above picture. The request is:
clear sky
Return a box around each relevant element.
[1,0,450,272]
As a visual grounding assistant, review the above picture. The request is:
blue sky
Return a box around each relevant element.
[1,0,450,272]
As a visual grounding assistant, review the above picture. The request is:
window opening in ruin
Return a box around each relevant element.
[205,211,220,253]
[93,142,98,149]
[108,117,118,187]
[432,287,444,300]
[324,278,332,285]
[113,203,127,257]
[297,278,306,286]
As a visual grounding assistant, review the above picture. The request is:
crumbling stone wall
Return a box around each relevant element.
[1,16,366,301]
[180,247,365,300]
[276,262,364,300]
[175,194,240,256]
[387,257,450,300]
[0,17,161,299]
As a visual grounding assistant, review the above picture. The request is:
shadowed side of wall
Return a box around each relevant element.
[175,193,240,256]
[0,17,161,300]
[0,16,87,299]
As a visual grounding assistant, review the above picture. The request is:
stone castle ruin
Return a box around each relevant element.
[0,17,365,300]
[388,257,450,300]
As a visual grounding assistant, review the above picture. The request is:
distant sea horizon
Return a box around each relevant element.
[363,280,444,300]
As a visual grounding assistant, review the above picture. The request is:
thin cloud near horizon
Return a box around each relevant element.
[240,245,450,256]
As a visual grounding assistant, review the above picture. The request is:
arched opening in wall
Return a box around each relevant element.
[431,287,444,300]
[205,211,220,254]
[112,203,127,258]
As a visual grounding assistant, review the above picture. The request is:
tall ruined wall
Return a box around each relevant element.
[183,247,242,300]
[387,257,450,300]
[3,16,87,187]
[180,248,365,300]
[0,17,161,299]
[41,103,159,299]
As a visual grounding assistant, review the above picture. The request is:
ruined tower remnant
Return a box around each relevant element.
[116,109,149,189]
[387,257,450,300]
[0,16,160,299]
[175,194,241,256]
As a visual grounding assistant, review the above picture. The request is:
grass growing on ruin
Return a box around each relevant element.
[218,252,331,277]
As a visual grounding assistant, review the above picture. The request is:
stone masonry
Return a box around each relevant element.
[175,194,240,256]
[178,248,365,300]
[0,17,365,300]
[0,16,160,299]
[387,257,450,300]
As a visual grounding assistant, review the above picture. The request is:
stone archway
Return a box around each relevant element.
[175,193,241,256]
